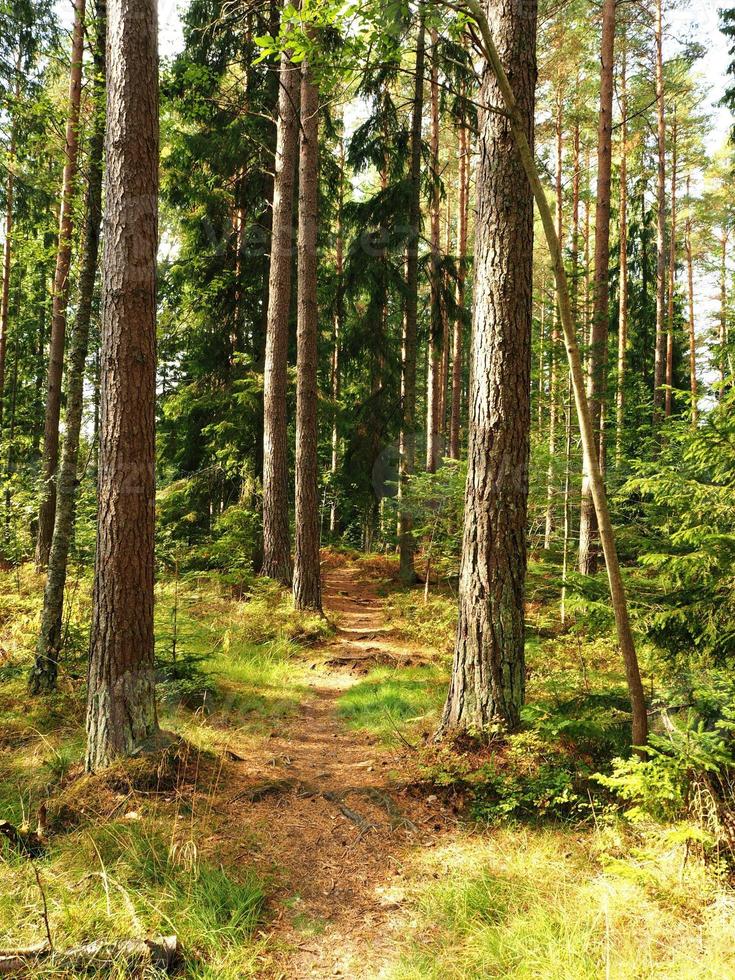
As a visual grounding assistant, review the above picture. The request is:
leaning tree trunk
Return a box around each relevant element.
[30,0,106,695]
[36,0,86,569]
[398,15,425,585]
[578,0,616,576]
[653,0,666,426]
[261,49,300,586]
[543,93,563,551]
[86,0,159,772]
[439,0,537,735]
[292,61,322,613]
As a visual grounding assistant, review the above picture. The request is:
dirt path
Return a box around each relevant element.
[219,561,447,978]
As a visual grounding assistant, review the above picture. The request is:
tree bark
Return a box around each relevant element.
[578,0,616,575]
[261,50,300,585]
[449,107,469,460]
[665,106,677,419]
[615,41,628,465]
[398,15,425,585]
[446,0,648,749]
[426,28,442,473]
[653,0,666,424]
[86,0,159,771]
[439,0,537,735]
[30,0,106,694]
[36,0,86,569]
[292,62,321,612]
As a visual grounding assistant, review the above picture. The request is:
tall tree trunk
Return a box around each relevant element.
[562,96,581,618]
[455,0,648,750]
[439,0,537,735]
[329,138,344,536]
[30,0,106,694]
[615,42,629,465]
[449,108,469,460]
[261,50,300,585]
[398,15,425,584]
[685,176,698,426]
[653,0,667,424]
[36,0,86,569]
[578,0,616,575]
[665,106,677,419]
[543,93,563,551]
[86,0,159,772]
[292,62,322,612]
[426,28,442,473]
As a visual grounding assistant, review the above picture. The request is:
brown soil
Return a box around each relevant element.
[215,560,456,978]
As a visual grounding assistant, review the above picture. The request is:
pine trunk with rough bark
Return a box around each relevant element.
[578,0,616,575]
[86,0,159,772]
[30,0,106,694]
[36,0,86,569]
[398,16,425,585]
[439,0,537,735]
[261,51,300,585]
[292,63,321,612]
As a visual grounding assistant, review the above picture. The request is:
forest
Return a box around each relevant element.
[0,0,735,974]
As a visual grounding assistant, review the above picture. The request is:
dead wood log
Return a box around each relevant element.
[0,935,178,976]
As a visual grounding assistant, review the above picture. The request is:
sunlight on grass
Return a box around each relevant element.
[337,665,447,742]
[387,827,735,979]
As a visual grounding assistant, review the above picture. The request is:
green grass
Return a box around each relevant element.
[338,664,447,743]
[387,826,735,979]
[0,817,268,978]
[0,563,326,977]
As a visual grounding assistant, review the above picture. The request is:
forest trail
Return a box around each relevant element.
[219,561,451,979]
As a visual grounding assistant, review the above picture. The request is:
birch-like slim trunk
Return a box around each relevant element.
[30,0,106,694]
[578,0,616,575]
[36,0,86,569]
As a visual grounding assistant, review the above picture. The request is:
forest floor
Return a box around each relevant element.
[2,553,735,977]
